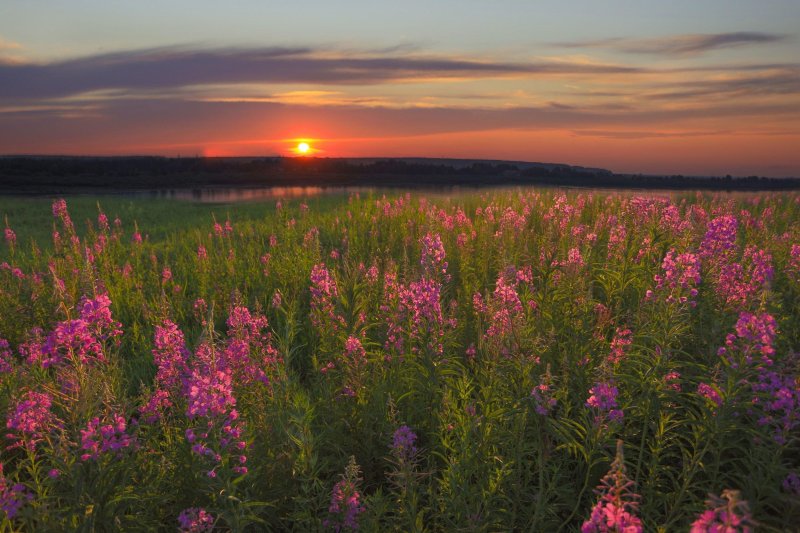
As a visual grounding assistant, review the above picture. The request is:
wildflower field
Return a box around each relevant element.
[0,189,798,531]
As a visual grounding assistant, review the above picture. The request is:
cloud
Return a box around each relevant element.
[0,36,24,64]
[570,129,732,140]
[556,32,787,56]
[2,43,795,106]
[0,37,21,51]
[0,45,643,101]
[1,97,798,151]
[643,69,800,100]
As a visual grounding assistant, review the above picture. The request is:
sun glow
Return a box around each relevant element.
[296,142,310,155]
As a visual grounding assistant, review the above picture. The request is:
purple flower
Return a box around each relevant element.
[783,472,800,495]
[690,490,754,533]
[587,382,623,424]
[718,312,777,367]
[343,336,367,366]
[787,244,800,281]
[153,320,190,390]
[6,391,60,451]
[650,250,701,305]
[78,294,123,341]
[391,425,418,462]
[310,263,345,331]
[715,247,773,310]
[222,306,278,387]
[482,271,526,351]
[0,339,13,374]
[186,368,236,420]
[79,413,135,461]
[183,358,248,476]
[420,232,448,277]
[178,507,214,532]
[532,367,557,416]
[0,464,33,519]
[697,383,723,408]
[607,224,627,259]
[700,215,738,264]
[325,458,365,532]
[38,293,123,368]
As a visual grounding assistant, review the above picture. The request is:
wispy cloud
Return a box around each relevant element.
[643,68,800,100]
[3,43,796,106]
[570,129,732,139]
[1,97,797,146]
[0,37,21,51]
[556,32,787,56]
[0,36,25,64]
[0,45,643,100]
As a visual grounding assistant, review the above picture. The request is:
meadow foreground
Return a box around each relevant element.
[0,190,798,531]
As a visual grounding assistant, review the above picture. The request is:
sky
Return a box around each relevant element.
[1,0,799,176]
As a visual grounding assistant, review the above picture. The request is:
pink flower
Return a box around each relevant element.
[79,413,135,461]
[484,272,524,346]
[3,227,15,246]
[6,391,61,451]
[97,212,109,232]
[0,339,13,374]
[310,263,345,331]
[664,371,682,392]
[690,490,754,533]
[325,459,365,532]
[178,507,214,532]
[587,382,623,424]
[40,293,122,368]
[650,250,701,306]
[531,368,557,416]
[697,383,723,408]
[147,320,190,404]
[608,328,632,364]
[718,312,777,367]
[787,244,800,281]
[581,441,642,533]
[52,199,73,231]
[271,290,283,308]
[420,232,448,277]
[700,215,738,264]
[465,344,477,360]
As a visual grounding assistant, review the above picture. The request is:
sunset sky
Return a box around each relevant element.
[1,1,799,176]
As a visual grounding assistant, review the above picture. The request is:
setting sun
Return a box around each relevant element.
[296,142,310,155]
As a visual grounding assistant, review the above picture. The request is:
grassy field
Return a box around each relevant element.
[0,189,798,531]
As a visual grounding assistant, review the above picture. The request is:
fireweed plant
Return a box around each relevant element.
[0,190,797,530]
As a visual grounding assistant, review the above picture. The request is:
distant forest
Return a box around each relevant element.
[1,156,798,192]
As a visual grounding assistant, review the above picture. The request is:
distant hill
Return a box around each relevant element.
[0,155,797,192]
